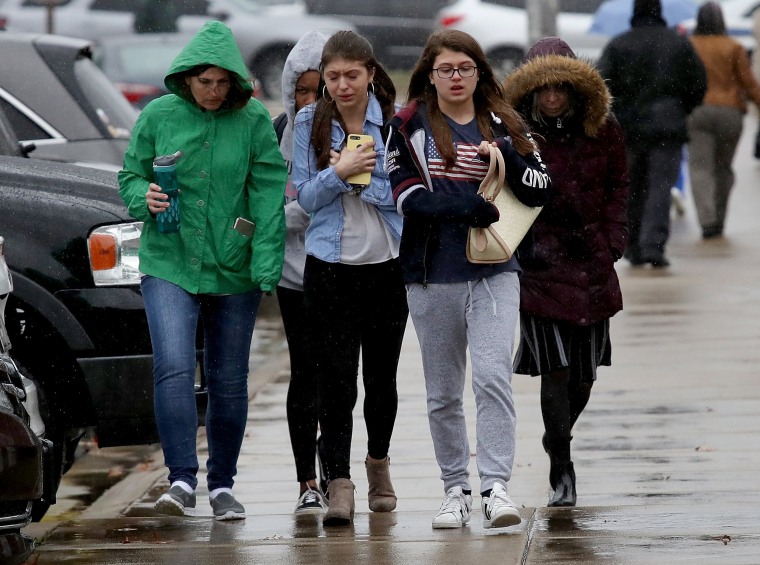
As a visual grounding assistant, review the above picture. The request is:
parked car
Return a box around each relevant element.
[91,32,262,109]
[0,0,356,99]
[0,31,137,168]
[436,0,607,77]
[678,0,757,52]
[302,0,450,69]
[0,235,54,547]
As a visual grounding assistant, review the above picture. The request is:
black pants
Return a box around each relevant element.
[303,256,408,481]
[626,143,682,258]
[277,286,319,483]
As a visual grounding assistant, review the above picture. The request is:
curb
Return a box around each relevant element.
[24,329,289,541]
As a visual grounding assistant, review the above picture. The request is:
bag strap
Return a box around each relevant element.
[477,145,506,202]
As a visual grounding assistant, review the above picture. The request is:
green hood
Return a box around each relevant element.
[164,21,252,101]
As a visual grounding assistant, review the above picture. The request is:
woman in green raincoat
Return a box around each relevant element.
[119,21,287,521]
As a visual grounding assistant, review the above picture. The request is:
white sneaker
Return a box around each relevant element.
[480,483,520,528]
[482,482,521,529]
[432,486,473,529]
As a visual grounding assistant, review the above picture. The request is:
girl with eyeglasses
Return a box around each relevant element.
[386,29,551,530]
[291,30,408,526]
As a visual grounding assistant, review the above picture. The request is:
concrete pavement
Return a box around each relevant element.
[23,117,760,563]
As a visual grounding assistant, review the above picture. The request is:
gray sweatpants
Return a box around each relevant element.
[406,272,519,495]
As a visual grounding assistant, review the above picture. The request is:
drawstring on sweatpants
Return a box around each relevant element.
[466,278,498,316]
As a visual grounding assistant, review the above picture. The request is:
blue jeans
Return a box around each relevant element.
[141,276,261,491]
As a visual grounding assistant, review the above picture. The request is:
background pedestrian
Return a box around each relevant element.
[598,0,706,267]
[687,1,760,239]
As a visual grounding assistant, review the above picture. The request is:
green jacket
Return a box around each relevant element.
[118,21,287,294]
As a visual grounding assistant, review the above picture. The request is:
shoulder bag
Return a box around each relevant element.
[466,144,543,264]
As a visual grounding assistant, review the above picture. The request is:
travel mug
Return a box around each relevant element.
[153,150,183,234]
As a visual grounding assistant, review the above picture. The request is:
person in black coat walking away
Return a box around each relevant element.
[504,37,629,507]
[598,0,706,268]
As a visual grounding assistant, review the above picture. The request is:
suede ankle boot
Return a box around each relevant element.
[324,478,355,526]
[365,455,397,512]
[548,462,577,507]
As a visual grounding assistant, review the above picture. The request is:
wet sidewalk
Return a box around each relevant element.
[23,120,760,563]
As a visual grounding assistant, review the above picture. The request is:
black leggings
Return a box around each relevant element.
[540,368,593,462]
[277,286,319,483]
[303,256,408,481]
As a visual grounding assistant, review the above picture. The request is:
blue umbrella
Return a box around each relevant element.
[589,0,699,36]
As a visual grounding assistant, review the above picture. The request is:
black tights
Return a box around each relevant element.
[304,256,408,481]
[540,368,593,462]
[277,286,319,484]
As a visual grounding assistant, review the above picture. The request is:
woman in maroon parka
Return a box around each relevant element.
[503,37,629,507]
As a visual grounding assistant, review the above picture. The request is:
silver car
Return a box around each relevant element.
[0,31,137,167]
[0,0,356,99]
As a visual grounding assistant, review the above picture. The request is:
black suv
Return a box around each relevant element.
[0,153,163,518]
[303,0,451,69]
[0,105,204,521]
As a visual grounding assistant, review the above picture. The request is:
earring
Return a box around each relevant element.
[322,85,334,104]
[368,82,375,97]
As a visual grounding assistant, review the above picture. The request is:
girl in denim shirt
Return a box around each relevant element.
[292,30,408,526]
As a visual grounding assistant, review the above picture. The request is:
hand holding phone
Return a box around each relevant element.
[345,134,374,188]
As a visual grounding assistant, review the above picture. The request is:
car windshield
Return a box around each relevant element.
[219,0,267,13]
[116,42,184,85]
[486,0,604,13]
[73,55,136,139]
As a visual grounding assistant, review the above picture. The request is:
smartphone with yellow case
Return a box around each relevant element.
[346,134,373,188]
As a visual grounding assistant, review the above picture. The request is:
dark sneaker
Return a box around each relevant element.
[210,492,246,521]
[317,435,329,499]
[295,487,327,514]
[154,484,196,517]
[482,482,521,529]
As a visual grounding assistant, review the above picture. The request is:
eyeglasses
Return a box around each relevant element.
[195,77,231,91]
[432,65,478,79]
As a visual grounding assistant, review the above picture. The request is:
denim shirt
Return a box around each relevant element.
[292,94,403,263]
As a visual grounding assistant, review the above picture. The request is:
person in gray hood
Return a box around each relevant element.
[273,30,329,515]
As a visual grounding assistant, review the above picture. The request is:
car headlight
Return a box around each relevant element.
[87,222,143,286]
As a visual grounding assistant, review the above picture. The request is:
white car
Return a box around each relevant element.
[0,0,355,99]
[678,0,757,52]
[436,0,608,78]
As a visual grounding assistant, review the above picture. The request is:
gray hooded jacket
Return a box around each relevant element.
[278,31,327,291]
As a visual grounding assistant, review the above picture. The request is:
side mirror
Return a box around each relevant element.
[19,141,36,157]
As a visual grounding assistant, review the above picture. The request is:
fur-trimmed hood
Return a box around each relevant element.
[503,51,612,138]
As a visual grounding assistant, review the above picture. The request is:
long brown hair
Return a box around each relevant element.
[407,29,533,167]
[310,30,396,170]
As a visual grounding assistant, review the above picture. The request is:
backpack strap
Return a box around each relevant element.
[272,112,288,144]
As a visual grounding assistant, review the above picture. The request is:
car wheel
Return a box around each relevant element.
[253,46,291,101]
[488,47,525,80]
